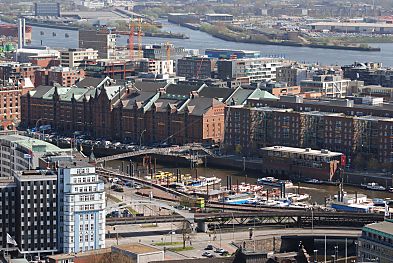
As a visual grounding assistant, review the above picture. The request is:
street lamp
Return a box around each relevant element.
[139,129,146,148]
[313,249,318,263]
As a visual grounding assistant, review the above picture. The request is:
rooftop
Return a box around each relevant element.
[261,146,343,157]
[113,243,162,254]
[309,22,393,28]
[0,134,67,154]
[363,220,393,239]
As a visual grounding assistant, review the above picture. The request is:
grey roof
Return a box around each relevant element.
[199,87,234,101]
[123,91,157,109]
[153,98,185,112]
[364,220,393,237]
[166,83,202,97]
[226,88,254,105]
[75,77,107,88]
[30,86,55,99]
[185,97,224,116]
[134,82,168,92]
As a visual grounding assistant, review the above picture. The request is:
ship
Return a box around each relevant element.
[257,177,293,188]
[221,193,253,204]
[0,24,32,42]
[185,176,222,187]
[361,182,386,191]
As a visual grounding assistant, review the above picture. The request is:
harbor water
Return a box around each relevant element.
[27,20,393,66]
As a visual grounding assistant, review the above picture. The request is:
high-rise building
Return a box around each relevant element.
[79,30,116,59]
[0,177,16,251]
[13,170,58,255]
[57,161,105,253]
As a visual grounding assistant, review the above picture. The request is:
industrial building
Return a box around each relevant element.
[224,103,393,166]
[309,22,393,34]
[205,49,261,59]
[34,3,61,17]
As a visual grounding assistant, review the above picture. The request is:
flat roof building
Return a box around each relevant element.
[359,220,393,263]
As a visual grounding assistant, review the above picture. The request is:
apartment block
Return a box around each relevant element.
[176,56,213,79]
[60,48,98,68]
[139,59,174,75]
[217,58,283,83]
[57,161,105,253]
[35,67,86,87]
[14,170,58,254]
[300,74,350,98]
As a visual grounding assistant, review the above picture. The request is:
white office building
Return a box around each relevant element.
[57,160,105,253]
[217,58,283,83]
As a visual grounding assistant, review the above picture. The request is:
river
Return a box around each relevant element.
[107,159,393,205]
[28,20,393,66]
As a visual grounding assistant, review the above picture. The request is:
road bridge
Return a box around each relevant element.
[96,144,215,163]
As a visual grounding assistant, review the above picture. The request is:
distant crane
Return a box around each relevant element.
[164,41,171,73]
[128,17,149,60]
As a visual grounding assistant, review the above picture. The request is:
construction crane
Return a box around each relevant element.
[129,20,134,60]
[129,17,149,60]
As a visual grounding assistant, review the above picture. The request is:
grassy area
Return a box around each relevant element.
[153,241,183,246]
[168,246,194,252]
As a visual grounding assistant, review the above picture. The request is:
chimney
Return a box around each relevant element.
[17,18,26,49]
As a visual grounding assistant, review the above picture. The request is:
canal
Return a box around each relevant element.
[106,159,393,205]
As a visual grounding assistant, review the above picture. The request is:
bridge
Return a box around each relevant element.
[106,210,384,229]
[96,144,215,163]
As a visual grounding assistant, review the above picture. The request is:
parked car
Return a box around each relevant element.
[205,244,214,250]
[202,252,214,258]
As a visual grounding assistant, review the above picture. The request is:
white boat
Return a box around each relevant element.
[232,183,263,193]
[257,177,293,188]
[186,176,221,188]
[222,193,253,204]
[361,182,386,191]
[286,193,311,202]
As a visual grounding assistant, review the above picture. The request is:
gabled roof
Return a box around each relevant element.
[29,85,54,99]
[166,83,204,97]
[75,76,109,89]
[185,97,224,116]
[122,91,158,109]
[134,81,168,92]
[199,87,235,102]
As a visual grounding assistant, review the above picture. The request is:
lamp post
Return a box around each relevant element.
[314,249,318,263]
[139,129,146,148]
[35,118,44,139]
